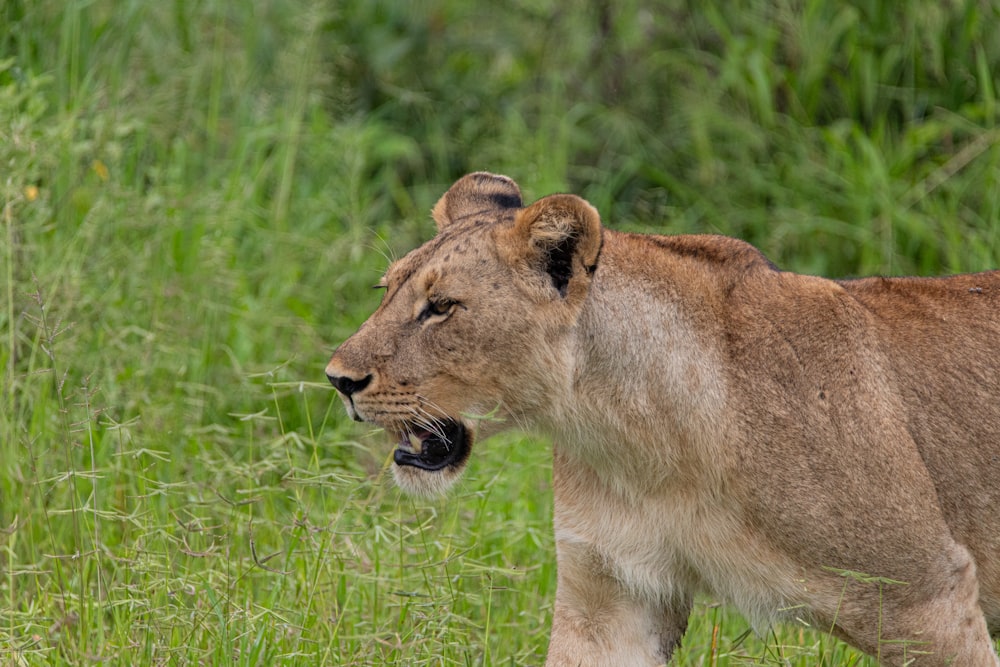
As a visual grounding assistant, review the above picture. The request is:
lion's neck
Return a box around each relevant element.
[541,257,731,494]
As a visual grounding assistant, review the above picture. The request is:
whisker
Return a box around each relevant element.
[415,395,450,420]
[412,410,448,441]
[410,401,450,441]
[413,396,442,413]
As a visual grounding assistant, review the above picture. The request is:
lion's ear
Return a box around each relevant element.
[431,172,523,231]
[508,194,603,299]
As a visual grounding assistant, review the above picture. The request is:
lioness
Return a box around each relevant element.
[326,172,1000,666]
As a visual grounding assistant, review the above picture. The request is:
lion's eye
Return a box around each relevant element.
[428,299,452,316]
[418,298,459,322]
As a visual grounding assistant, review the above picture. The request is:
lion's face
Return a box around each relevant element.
[325,173,602,494]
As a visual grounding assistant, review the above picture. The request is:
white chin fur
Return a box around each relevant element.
[391,462,465,497]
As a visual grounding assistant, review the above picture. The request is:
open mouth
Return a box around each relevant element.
[393,420,471,471]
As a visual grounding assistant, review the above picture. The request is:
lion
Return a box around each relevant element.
[325,172,1000,666]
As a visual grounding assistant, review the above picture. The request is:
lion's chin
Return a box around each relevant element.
[390,420,473,496]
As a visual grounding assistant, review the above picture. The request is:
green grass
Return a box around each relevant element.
[1,0,998,664]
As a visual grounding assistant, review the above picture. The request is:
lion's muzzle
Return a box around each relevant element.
[325,367,372,422]
[393,420,471,472]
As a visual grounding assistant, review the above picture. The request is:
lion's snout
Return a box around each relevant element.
[325,358,374,422]
[326,369,372,398]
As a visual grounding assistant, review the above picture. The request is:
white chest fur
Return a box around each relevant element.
[552,454,807,633]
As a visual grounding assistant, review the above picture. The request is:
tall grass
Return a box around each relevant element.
[1,0,998,664]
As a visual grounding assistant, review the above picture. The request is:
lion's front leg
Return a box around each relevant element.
[545,538,692,667]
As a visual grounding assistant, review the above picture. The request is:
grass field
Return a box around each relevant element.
[2,1,999,665]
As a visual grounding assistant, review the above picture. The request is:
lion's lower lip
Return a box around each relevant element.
[393,420,470,471]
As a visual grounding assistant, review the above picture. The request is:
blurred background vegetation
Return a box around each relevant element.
[1,0,998,664]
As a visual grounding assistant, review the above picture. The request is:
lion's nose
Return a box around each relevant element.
[326,371,373,397]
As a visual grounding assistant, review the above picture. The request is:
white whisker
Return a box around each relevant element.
[413,396,452,439]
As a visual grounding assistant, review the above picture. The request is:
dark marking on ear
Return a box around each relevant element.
[433,172,524,231]
[585,229,604,276]
[546,235,578,297]
[490,192,522,210]
[512,193,602,299]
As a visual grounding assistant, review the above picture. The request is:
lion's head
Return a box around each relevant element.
[325,173,602,495]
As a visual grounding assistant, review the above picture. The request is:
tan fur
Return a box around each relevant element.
[326,173,1000,666]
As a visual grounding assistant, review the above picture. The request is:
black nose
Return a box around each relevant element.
[327,372,372,397]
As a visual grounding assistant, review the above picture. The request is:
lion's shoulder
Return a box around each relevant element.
[614,232,778,272]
